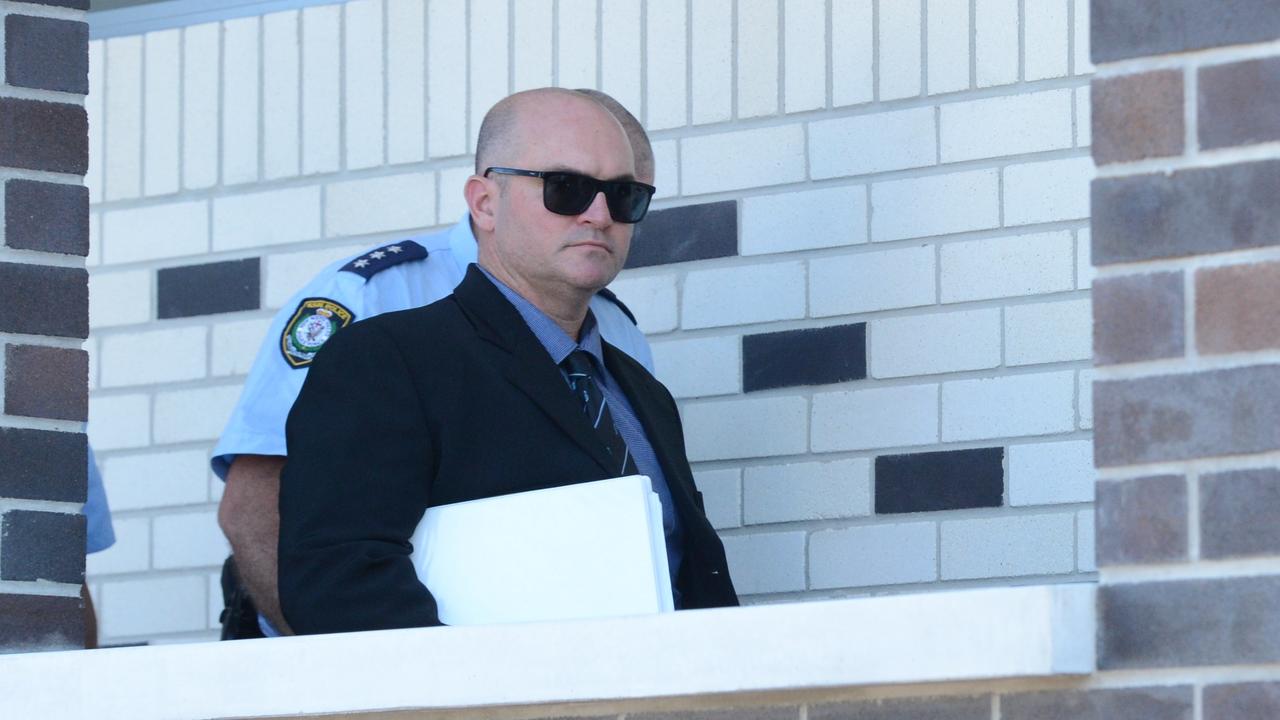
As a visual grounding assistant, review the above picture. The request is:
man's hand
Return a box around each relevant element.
[218,454,293,635]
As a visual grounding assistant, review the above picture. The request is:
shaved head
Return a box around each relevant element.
[572,89,653,183]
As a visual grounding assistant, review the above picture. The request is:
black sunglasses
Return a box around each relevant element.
[483,167,656,223]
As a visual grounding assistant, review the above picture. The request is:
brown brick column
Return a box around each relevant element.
[1091,0,1280,711]
[0,0,90,653]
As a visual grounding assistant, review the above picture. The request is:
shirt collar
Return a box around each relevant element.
[477,266,603,366]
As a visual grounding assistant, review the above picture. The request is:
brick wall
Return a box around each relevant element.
[0,0,91,652]
[85,0,1096,645]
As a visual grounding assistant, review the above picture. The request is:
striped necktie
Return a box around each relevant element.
[562,350,639,477]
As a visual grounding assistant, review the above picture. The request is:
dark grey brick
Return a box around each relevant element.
[0,262,88,338]
[5,15,88,94]
[0,428,85,503]
[875,447,1003,514]
[626,200,736,268]
[17,0,88,9]
[630,707,797,720]
[1002,686,1193,720]
[0,593,82,654]
[5,179,89,256]
[0,510,84,584]
[0,98,88,175]
[1200,468,1280,560]
[1096,475,1188,566]
[1204,682,1280,720]
[4,344,87,422]
[157,258,260,319]
[1092,71,1184,165]
[1092,0,1280,64]
[1092,160,1280,266]
[1099,575,1280,669]
[1200,57,1280,150]
[809,695,990,720]
[1094,365,1280,467]
[1093,271,1185,365]
[743,323,865,392]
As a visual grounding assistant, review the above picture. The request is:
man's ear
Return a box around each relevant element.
[465,175,497,234]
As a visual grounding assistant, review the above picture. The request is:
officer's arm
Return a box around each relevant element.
[218,454,292,635]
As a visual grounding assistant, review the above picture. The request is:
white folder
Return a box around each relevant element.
[408,475,674,626]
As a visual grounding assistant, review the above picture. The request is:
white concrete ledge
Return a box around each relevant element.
[0,583,1095,719]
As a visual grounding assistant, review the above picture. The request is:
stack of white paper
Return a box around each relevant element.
[408,475,674,626]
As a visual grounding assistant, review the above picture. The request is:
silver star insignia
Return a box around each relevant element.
[353,259,370,268]
[387,245,402,253]
[369,251,387,260]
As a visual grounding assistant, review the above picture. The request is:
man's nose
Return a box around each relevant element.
[580,191,612,224]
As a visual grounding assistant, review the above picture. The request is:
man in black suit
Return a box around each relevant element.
[277,88,738,635]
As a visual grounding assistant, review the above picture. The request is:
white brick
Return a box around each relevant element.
[941,370,1076,441]
[345,0,385,169]
[213,186,321,252]
[87,336,98,390]
[693,468,741,530]
[101,449,211,510]
[647,140,676,198]
[222,17,261,185]
[810,107,936,179]
[263,11,301,179]
[513,0,552,91]
[143,30,180,196]
[387,0,426,163]
[1076,228,1094,288]
[1077,509,1096,571]
[941,89,1075,162]
[427,0,467,158]
[872,170,1000,241]
[942,513,1076,579]
[89,270,151,329]
[559,0,598,89]
[1025,0,1069,80]
[100,576,207,637]
[102,201,209,264]
[469,0,508,153]
[101,327,207,388]
[182,23,220,190]
[1006,298,1092,366]
[650,335,741,399]
[87,394,150,450]
[810,244,936,317]
[928,0,970,94]
[302,5,341,174]
[975,0,1019,87]
[682,261,806,329]
[646,0,687,130]
[263,243,365,309]
[606,273,678,334]
[785,0,827,112]
[1074,0,1094,75]
[737,0,779,118]
[1009,440,1095,506]
[811,384,939,452]
[683,396,809,462]
[105,36,143,201]
[681,125,807,196]
[878,0,922,100]
[832,0,874,106]
[1078,368,1095,430]
[1004,156,1094,226]
[691,0,733,125]
[154,511,230,570]
[601,0,643,114]
[1075,86,1092,147]
[88,212,102,268]
[438,165,473,222]
[86,517,149,576]
[721,531,807,594]
[325,173,435,239]
[212,317,274,376]
[88,40,105,203]
[940,230,1075,303]
[742,186,867,255]
[810,522,937,588]
[744,458,871,525]
[871,309,1002,378]
[154,385,243,444]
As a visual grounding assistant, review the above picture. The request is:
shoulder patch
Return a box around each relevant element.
[339,240,429,280]
[595,287,638,326]
[280,297,356,369]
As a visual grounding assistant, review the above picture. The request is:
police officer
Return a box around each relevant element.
[212,90,657,638]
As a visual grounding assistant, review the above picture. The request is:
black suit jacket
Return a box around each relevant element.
[278,266,738,635]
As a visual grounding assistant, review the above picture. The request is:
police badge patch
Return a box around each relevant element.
[280,297,355,368]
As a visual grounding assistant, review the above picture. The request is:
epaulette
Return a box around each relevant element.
[339,240,429,280]
[595,287,638,326]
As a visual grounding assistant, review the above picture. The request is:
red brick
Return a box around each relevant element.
[4,344,87,422]
[0,593,83,654]
[0,428,86,503]
[1092,71,1185,165]
[1199,56,1280,150]
[1196,261,1280,355]
[1094,271,1185,365]
[1093,0,1280,64]
[1097,475,1188,566]
[0,262,88,338]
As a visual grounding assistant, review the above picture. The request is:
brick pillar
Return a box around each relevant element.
[0,0,91,653]
[1091,0,1280,708]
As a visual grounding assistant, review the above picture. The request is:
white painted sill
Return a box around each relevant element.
[0,583,1095,720]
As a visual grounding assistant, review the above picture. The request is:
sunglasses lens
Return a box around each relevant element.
[604,182,653,223]
[542,173,597,216]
